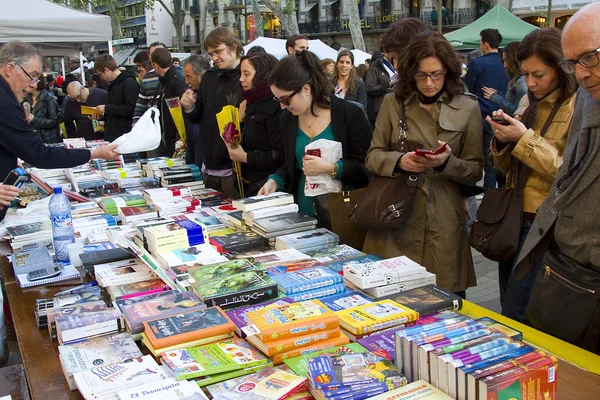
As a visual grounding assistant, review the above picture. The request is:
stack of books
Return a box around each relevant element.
[208,229,267,254]
[157,164,204,190]
[98,194,147,216]
[72,214,117,241]
[116,176,160,191]
[242,203,299,227]
[93,258,157,288]
[6,220,52,251]
[143,219,207,255]
[102,167,142,180]
[70,202,105,219]
[244,299,350,365]
[142,185,192,204]
[140,306,235,356]
[251,212,318,245]
[156,243,226,278]
[55,308,122,345]
[343,256,436,299]
[231,192,294,214]
[275,228,339,253]
[118,205,159,224]
[283,342,370,376]
[225,297,295,338]
[160,337,270,384]
[152,195,201,216]
[139,157,186,178]
[267,265,347,302]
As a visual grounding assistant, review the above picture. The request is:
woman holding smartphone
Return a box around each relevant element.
[487,28,577,321]
[363,32,484,297]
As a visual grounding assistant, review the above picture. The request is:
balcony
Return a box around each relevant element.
[121,16,146,28]
[173,35,204,46]
[190,3,201,14]
[224,0,245,10]
[423,8,484,28]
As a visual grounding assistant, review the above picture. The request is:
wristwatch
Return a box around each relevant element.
[331,162,339,177]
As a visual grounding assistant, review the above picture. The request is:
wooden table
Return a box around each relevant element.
[2,252,600,399]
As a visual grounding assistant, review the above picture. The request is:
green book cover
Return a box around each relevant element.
[161,337,268,379]
[187,259,263,282]
[283,342,369,376]
[194,362,273,387]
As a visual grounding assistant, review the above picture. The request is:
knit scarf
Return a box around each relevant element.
[418,89,445,105]
[242,84,273,105]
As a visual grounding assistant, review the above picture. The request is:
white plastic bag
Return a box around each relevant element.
[111,107,161,154]
[304,139,343,197]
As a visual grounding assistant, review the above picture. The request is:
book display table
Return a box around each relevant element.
[1,253,599,399]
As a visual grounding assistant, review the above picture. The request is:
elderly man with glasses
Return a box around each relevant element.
[511,3,600,354]
[64,81,108,140]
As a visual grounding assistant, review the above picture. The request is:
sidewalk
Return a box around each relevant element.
[467,248,501,314]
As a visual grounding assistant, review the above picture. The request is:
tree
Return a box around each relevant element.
[261,0,299,36]
[106,0,124,39]
[154,0,187,51]
[251,0,264,38]
[344,0,365,51]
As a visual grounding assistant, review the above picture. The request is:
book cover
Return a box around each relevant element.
[246,327,342,356]
[142,307,235,350]
[108,279,171,300]
[121,291,206,334]
[225,297,295,337]
[48,304,108,340]
[264,260,325,275]
[305,244,366,263]
[269,267,343,294]
[157,244,221,268]
[336,300,419,336]
[194,362,274,387]
[283,342,368,376]
[343,256,427,289]
[319,291,373,312]
[191,269,278,309]
[116,379,208,400]
[73,355,170,400]
[232,192,294,212]
[252,213,318,233]
[275,228,339,251]
[245,299,339,344]
[243,203,299,222]
[287,284,346,302]
[162,337,268,379]
[56,309,121,344]
[306,352,406,390]
[356,330,396,362]
[391,284,463,316]
[80,248,133,267]
[249,249,311,266]
[187,259,263,282]
[114,290,174,311]
[367,380,453,399]
[6,220,51,239]
[209,231,266,254]
[361,272,437,298]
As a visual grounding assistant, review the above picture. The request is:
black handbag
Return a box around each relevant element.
[350,103,422,231]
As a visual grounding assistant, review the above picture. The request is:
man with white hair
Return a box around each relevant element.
[511,3,600,354]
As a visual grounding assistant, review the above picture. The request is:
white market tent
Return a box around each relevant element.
[0,0,112,83]
[244,37,372,67]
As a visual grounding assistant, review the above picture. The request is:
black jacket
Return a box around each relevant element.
[365,57,392,121]
[104,70,139,141]
[64,88,108,141]
[0,75,90,221]
[332,77,368,112]
[30,90,62,143]
[275,96,372,197]
[184,66,243,170]
[241,95,284,196]
[150,66,191,156]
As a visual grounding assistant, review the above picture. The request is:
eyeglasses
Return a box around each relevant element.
[208,47,228,58]
[560,48,600,74]
[415,71,446,82]
[16,64,40,84]
[273,89,300,106]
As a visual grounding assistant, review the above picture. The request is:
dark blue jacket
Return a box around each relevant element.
[0,75,91,221]
[464,52,509,117]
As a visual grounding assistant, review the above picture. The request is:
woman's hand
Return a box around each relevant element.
[462,197,472,220]
[25,113,34,123]
[227,144,247,163]
[482,86,497,100]
[239,100,247,123]
[302,155,334,176]
[413,141,452,169]
[487,110,528,144]
[0,184,20,209]
[258,179,277,195]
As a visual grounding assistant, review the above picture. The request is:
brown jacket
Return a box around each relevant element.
[363,92,483,292]
[490,89,576,213]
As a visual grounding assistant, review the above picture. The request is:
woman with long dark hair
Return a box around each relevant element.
[332,50,367,110]
[363,32,484,297]
[258,51,371,220]
[482,41,528,115]
[24,75,62,143]
[488,28,578,321]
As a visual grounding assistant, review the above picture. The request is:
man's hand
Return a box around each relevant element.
[0,184,20,209]
[227,144,247,163]
[90,144,120,160]
[95,105,105,114]
[180,89,196,113]
[258,179,278,195]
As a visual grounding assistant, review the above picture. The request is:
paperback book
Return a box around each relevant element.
[225,297,295,337]
[283,342,369,376]
[269,266,343,295]
[336,300,419,336]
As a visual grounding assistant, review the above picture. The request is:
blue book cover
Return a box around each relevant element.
[288,284,347,302]
[319,290,373,312]
[175,219,207,243]
[325,255,382,274]
[459,344,535,374]
[269,266,343,294]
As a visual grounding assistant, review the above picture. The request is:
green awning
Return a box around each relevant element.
[444,5,538,49]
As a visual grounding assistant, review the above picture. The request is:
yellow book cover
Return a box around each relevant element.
[81,105,97,115]
[271,332,351,365]
[246,327,341,356]
[246,300,339,344]
[336,299,418,336]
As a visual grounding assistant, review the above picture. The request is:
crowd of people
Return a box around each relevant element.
[0,2,599,356]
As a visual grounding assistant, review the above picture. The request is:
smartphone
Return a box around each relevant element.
[415,142,447,156]
[3,168,31,188]
[491,116,510,126]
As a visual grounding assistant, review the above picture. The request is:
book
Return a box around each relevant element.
[232,192,294,212]
[209,231,266,254]
[94,260,156,287]
[246,327,342,356]
[56,309,122,344]
[269,266,343,294]
[141,331,234,356]
[319,290,373,312]
[264,260,326,275]
[156,243,221,268]
[120,291,206,334]
[325,254,383,275]
[248,249,312,266]
[245,299,339,344]
[305,244,366,263]
[47,303,108,339]
[191,269,278,309]
[16,264,81,288]
[356,329,397,362]
[206,366,308,400]
[358,272,437,298]
[287,284,347,302]
[80,247,133,268]
[58,333,142,390]
[73,355,170,400]
[194,362,274,387]
[186,258,263,282]
[142,307,235,350]
[6,220,51,241]
[275,228,339,251]
[161,337,268,379]
[270,333,352,365]
[242,203,299,223]
[117,379,208,400]
[343,256,427,289]
[225,297,295,337]
[108,279,171,301]
[252,213,318,233]
[283,342,369,376]
[367,379,453,399]
[336,299,419,336]
[391,284,463,316]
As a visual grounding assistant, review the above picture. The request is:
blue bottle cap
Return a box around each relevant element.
[53,187,62,194]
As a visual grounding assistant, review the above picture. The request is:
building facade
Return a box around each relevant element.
[511,0,598,29]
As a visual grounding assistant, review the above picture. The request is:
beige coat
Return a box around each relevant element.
[363,92,484,292]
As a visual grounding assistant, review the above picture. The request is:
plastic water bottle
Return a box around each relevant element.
[49,187,75,264]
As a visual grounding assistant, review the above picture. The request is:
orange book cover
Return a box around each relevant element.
[246,327,342,356]
[142,307,235,349]
[246,299,339,344]
[271,333,350,365]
